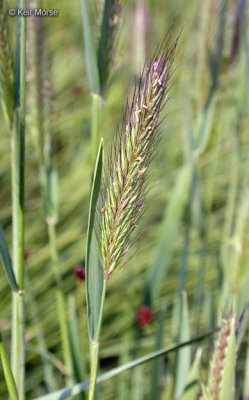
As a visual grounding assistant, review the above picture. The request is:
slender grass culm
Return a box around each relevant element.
[0,0,15,127]
[87,32,179,400]
[26,8,72,388]
[0,0,27,397]
[81,0,123,167]
[11,1,26,399]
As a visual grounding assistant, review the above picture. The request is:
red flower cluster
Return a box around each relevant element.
[74,264,86,281]
[137,305,153,328]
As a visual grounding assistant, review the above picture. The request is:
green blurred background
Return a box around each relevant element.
[1,0,249,398]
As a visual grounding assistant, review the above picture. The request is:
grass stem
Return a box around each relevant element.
[47,221,72,382]
[88,278,107,400]
[0,332,19,400]
[11,1,26,398]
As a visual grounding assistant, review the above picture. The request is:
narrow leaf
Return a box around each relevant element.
[34,329,217,400]
[150,303,166,399]
[86,139,104,341]
[174,292,191,400]
[194,88,216,155]
[181,348,202,400]
[68,296,86,400]
[0,223,18,292]
[0,332,19,400]
[81,0,100,94]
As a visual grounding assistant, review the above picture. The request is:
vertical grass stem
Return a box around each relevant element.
[47,221,72,382]
[88,278,107,400]
[11,1,26,398]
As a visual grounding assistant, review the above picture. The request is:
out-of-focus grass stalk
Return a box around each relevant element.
[25,15,58,388]
[68,295,87,400]
[88,279,107,400]
[195,0,211,108]
[81,0,123,165]
[26,273,57,391]
[0,0,15,126]
[132,0,149,77]
[27,10,72,383]
[75,277,88,389]
[11,1,26,398]
[33,329,217,400]
[240,0,249,106]
[150,304,166,400]
[48,221,72,381]
[81,0,101,167]
[0,332,19,400]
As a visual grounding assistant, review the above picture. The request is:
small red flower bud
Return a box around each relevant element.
[24,248,29,262]
[74,264,85,281]
[137,305,153,328]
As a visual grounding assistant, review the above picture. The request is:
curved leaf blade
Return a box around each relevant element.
[0,332,19,400]
[0,223,18,292]
[34,329,217,400]
[86,139,104,341]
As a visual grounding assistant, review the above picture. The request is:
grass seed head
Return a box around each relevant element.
[99,32,179,278]
[206,311,234,400]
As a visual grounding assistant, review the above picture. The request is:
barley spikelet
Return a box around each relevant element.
[99,33,179,278]
[0,0,15,126]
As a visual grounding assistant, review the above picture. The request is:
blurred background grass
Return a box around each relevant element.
[1,0,249,398]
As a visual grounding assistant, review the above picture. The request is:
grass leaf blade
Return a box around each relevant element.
[34,329,217,400]
[0,223,18,292]
[81,0,100,94]
[86,139,104,341]
[0,332,19,400]
[174,292,191,400]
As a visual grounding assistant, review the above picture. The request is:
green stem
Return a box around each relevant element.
[34,329,218,400]
[0,333,19,400]
[91,93,102,168]
[88,279,107,400]
[47,221,72,384]
[26,273,57,391]
[11,1,26,398]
